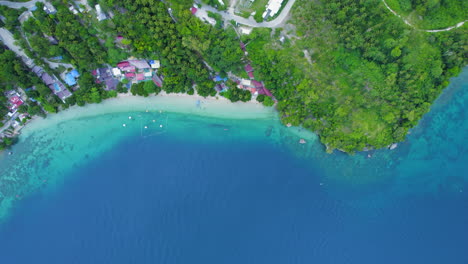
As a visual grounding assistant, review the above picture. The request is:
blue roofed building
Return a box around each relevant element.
[64,69,80,86]
[214,75,228,82]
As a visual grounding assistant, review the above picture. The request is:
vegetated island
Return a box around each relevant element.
[0,0,466,153]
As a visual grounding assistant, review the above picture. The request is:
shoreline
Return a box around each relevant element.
[19,92,277,137]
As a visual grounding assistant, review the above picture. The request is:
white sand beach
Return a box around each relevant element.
[21,93,277,136]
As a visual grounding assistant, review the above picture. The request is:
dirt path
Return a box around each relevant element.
[381,0,467,32]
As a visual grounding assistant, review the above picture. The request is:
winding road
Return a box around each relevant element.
[0,0,43,9]
[381,0,467,32]
[199,0,297,28]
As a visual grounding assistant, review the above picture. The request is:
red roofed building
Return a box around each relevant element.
[121,66,136,72]
[136,73,145,81]
[251,80,263,88]
[263,87,273,97]
[248,71,254,79]
[152,75,163,87]
[240,42,246,51]
[245,64,253,72]
[117,61,130,69]
[125,72,135,78]
[191,7,197,15]
[10,96,24,108]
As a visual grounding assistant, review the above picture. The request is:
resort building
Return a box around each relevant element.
[93,68,119,91]
[94,59,164,90]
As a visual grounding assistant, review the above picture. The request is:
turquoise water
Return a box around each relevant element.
[0,68,466,263]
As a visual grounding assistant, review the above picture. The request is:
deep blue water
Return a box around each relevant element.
[0,133,467,264]
[0,68,467,264]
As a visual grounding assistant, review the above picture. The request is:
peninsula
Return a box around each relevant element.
[0,0,466,153]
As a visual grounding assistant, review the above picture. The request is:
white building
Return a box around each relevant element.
[112,68,122,77]
[262,0,284,19]
[95,4,107,21]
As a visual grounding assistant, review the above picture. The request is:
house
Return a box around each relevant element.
[149,60,160,69]
[240,42,246,51]
[43,3,57,14]
[125,72,135,78]
[245,64,253,72]
[112,68,122,77]
[9,96,23,109]
[214,75,227,82]
[144,71,153,78]
[64,69,80,86]
[190,7,198,15]
[136,73,145,81]
[251,80,263,89]
[56,89,72,100]
[93,68,120,90]
[104,78,119,91]
[117,61,130,69]
[41,73,55,86]
[248,71,254,79]
[32,66,44,76]
[129,60,150,69]
[152,75,163,87]
[69,5,78,14]
[241,79,251,86]
[48,80,72,101]
[95,4,107,21]
[262,0,284,19]
[239,27,253,35]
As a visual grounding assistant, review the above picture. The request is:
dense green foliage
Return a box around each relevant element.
[0,46,46,119]
[221,81,252,102]
[103,0,243,96]
[386,0,468,29]
[130,81,161,97]
[246,0,466,152]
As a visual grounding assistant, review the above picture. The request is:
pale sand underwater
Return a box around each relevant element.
[21,93,277,137]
